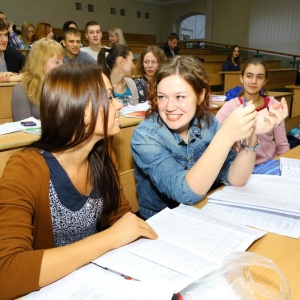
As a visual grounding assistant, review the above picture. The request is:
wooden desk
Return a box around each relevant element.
[222,69,297,93]
[0,81,18,124]
[194,146,300,299]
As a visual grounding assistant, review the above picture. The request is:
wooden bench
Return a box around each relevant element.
[0,82,17,124]
[222,69,297,93]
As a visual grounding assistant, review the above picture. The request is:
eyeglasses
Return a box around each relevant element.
[144,60,158,65]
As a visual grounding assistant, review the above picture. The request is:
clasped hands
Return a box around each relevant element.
[221,98,288,143]
[254,97,288,134]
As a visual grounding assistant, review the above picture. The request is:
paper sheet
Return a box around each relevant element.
[23,263,174,300]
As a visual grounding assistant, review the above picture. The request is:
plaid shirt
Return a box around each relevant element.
[9,31,23,49]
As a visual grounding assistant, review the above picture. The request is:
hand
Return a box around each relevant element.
[220,100,258,144]
[0,72,16,82]
[7,21,14,33]
[105,212,158,249]
[254,97,288,134]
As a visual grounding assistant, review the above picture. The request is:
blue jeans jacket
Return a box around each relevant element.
[131,113,236,219]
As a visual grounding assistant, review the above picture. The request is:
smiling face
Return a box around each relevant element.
[87,74,123,138]
[232,47,240,59]
[143,52,159,79]
[109,34,119,45]
[157,74,201,140]
[240,63,267,96]
[0,29,8,52]
[62,33,81,57]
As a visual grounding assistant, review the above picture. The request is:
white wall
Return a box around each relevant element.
[1,0,165,41]
[2,0,300,54]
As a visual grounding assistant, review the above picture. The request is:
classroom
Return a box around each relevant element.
[0,0,300,300]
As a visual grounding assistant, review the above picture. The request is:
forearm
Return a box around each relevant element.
[185,128,234,195]
[39,229,116,287]
[228,134,257,186]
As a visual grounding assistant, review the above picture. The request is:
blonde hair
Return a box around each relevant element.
[22,38,64,105]
[19,22,35,47]
[108,27,127,46]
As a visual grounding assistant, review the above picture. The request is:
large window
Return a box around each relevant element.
[179,14,205,40]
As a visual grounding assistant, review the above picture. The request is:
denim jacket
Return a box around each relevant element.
[131,113,236,219]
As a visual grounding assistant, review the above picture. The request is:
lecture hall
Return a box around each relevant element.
[0,0,300,299]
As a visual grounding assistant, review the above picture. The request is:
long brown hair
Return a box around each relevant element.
[132,46,167,78]
[32,22,52,42]
[31,64,120,214]
[147,55,213,128]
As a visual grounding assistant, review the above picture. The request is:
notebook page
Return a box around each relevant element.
[280,157,300,178]
[201,203,300,238]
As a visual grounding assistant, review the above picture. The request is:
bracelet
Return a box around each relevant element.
[240,140,259,152]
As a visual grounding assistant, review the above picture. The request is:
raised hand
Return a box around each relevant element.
[220,100,258,144]
[254,97,288,134]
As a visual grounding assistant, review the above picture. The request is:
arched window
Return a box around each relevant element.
[179,14,205,40]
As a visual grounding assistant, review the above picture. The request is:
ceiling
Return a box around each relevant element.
[134,0,199,5]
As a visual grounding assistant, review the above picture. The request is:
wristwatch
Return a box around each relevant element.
[240,140,259,152]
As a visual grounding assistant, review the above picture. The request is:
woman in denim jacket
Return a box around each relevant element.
[131,56,288,219]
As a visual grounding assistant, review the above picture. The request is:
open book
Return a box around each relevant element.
[205,174,300,238]
[93,205,265,293]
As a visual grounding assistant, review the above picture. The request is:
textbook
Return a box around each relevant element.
[204,174,300,238]
[93,205,265,293]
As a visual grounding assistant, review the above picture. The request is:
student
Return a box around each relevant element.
[131,56,288,219]
[0,19,25,82]
[19,22,35,49]
[81,21,108,61]
[160,32,180,58]
[133,46,167,103]
[98,44,139,106]
[31,22,54,44]
[217,58,290,165]
[62,27,96,64]
[108,27,127,47]
[56,20,78,43]
[0,64,157,299]
[222,45,241,72]
[12,38,64,121]
[0,10,23,49]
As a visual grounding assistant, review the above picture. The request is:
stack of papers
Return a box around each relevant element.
[0,117,41,135]
[93,205,265,294]
[120,102,150,117]
[204,174,300,238]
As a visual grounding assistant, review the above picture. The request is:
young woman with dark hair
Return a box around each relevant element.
[98,44,138,106]
[0,64,157,299]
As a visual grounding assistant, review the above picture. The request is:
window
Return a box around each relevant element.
[179,14,205,40]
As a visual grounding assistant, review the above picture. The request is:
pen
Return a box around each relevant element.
[243,97,248,144]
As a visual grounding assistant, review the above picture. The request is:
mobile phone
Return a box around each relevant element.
[20,121,37,127]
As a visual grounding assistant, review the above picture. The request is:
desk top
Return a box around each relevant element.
[0,81,18,87]
[195,146,300,299]
[0,116,143,152]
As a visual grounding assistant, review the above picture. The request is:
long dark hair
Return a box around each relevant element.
[147,55,213,128]
[98,44,131,78]
[31,64,120,214]
[226,44,240,65]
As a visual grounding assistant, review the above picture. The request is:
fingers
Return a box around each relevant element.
[0,72,14,82]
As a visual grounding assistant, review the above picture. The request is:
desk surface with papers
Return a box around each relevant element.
[18,146,300,300]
